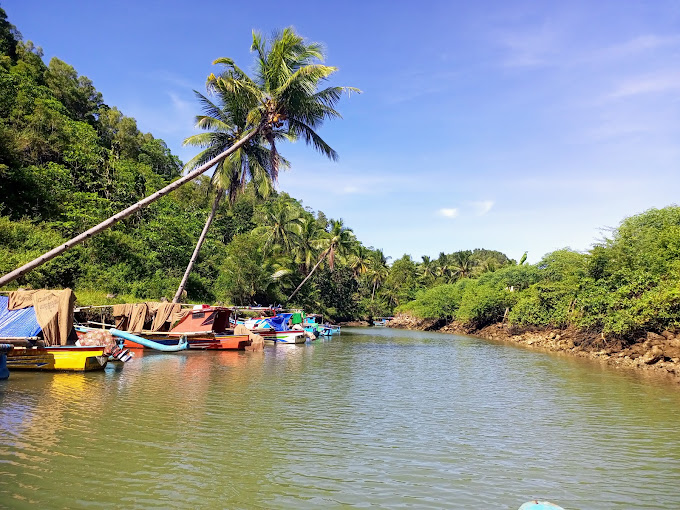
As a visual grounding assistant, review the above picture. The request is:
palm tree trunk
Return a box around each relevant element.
[172,189,224,303]
[0,130,257,288]
[286,248,329,302]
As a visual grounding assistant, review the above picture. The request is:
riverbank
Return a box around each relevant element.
[387,314,680,382]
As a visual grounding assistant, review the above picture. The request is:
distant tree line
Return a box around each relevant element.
[400,206,680,340]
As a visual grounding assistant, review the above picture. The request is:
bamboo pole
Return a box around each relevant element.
[0,131,257,288]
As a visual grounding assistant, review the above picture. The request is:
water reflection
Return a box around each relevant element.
[1,329,679,509]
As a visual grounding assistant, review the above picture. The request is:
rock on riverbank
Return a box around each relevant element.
[387,314,680,382]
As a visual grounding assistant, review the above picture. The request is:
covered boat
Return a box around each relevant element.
[0,290,115,372]
[107,304,255,351]
[247,313,306,344]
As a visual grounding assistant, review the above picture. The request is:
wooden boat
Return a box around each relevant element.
[6,345,108,371]
[0,291,118,372]
[304,314,340,336]
[114,305,252,351]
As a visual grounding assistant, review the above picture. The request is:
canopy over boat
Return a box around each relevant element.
[170,306,231,334]
[265,313,293,332]
[0,295,42,338]
[0,289,75,345]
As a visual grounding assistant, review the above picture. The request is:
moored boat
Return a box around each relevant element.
[6,345,109,371]
[263,331,306,344]
[372,317,393,327]
[84,304,256,351]
[0,290,124,372]
[303,314,340,336]
[240,312,309,343]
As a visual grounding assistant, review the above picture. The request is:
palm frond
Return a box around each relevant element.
[288,119,338,161]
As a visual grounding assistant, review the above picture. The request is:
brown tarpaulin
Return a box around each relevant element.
[150,303,184,332]
[112,303,133,330]
[111,302,189,332]
[8,289,76,346]
[128,303,148,333]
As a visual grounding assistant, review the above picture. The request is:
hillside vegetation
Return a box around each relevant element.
[4,8,676,336]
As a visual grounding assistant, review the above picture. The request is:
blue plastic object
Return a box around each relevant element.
[266,314,293,332]
[0,344,11,380]
[518,501,565,510]
[0,296,41,338]
[109,328,189,352]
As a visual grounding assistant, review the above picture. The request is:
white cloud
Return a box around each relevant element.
[471,200,494,215]
[342,186,360,194]
[595,34,680,61]
[608,72,680,99]
[438,208,459,218]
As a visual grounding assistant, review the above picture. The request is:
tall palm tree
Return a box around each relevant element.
[450,250,474,281]
[287,219,356,301]
[367,249,389,301]
[0,28,358,288]
[350,245,372,277]
[435,252,451,283]
[418,255,436,286]
[172,83,282,302]
[258,198,303,256]
[294,216,322,274]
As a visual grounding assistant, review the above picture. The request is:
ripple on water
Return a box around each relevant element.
[1,330,680,508]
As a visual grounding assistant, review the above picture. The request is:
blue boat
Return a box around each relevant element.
[303,314,339,336]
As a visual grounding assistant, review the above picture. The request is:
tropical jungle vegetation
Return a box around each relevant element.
[2,7,679,338]
[399,207,680,340]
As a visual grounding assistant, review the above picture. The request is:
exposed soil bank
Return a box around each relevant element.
[387,314,680,383]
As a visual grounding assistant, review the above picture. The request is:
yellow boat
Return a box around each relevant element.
[6,346,108,372]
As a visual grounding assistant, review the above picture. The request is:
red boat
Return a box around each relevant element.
[122,306,253,351]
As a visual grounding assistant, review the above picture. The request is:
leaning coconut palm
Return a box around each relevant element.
[0,27,358,288]
[287,219,356,302]
[172,81,285,303]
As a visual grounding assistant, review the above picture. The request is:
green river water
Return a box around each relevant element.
[1,327,680,509]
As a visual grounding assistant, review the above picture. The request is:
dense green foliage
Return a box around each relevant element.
[400,207,680,339]
[0,11,386,319]
[5,8,674,333]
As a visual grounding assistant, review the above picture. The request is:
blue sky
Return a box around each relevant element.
[5,0,680,263]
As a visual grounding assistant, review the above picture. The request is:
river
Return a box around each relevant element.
[1,327,679,509]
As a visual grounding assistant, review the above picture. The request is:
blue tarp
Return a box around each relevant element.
[265,313,293,332]
[0,296,42,338]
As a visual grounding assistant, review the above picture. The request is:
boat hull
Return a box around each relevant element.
[123,334,251,351]
[7,346,108,371]
[263,331,306,344]
[192,335,251,350]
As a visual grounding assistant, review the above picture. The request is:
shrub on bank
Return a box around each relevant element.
[400,207,680,339]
